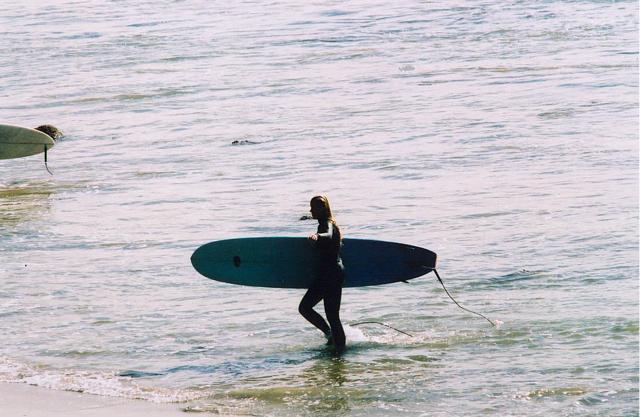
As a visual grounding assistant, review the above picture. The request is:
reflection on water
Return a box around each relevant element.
[186,354,354,416]
[0,180,56,231]
[305,356,347,388]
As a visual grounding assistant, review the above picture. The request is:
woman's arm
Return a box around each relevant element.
[309,222,334,243]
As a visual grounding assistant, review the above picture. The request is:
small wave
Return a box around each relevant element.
[477,269,553,289]
[345,324,492,351]
[460,209,526,219]
[320,9,356,17]
[0,357,204,403]
[578,391,615,406]
[0,180,57,198]
[341,324,418,347]
[63,32,102,40]
[127,21,164,28]
[611,321,639,334]
[538,108,576,119]
[516,386,587,399]
[119,370,165,378]
[161,355,310,379]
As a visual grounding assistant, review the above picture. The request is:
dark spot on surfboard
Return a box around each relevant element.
[231,140,259,145]
[35,125,63,141]
[233,255,241,267]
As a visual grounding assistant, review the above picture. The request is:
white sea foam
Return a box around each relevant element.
[343,325,368,342]
[0,357,202,403]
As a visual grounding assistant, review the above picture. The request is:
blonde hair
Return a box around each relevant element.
[310,196,341,242]
[310,195,333,220]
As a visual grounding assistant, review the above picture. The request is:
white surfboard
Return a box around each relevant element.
[0,124,55,160]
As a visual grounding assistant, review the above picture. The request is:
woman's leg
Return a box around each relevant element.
[299,285,331,336]
[324,280,346,352]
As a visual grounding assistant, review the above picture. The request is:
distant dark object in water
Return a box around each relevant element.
[299,215,313,221]
[231,140,258,145]
[35,125,63,140]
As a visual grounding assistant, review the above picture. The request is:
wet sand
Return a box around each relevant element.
[0,382,188,417]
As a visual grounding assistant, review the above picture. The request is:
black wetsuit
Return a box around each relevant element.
[298,220,346,351]
[315,220,344,279]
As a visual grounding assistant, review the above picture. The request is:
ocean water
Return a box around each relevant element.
[0,1,637,416]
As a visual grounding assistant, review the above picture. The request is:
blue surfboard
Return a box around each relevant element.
[191,237,437,288]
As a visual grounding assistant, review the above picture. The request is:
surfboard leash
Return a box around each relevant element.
[350,271,495,336]
[44,145,53,175]
[350,321,414,337]
[433,269,496,327]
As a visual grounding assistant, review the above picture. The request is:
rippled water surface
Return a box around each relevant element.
[0,1,638,416]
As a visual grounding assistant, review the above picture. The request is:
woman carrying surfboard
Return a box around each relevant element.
[298,195,346,353]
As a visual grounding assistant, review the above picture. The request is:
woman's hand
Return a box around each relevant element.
[308,233,319,241]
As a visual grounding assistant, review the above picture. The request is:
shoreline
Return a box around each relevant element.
[0,382,189,417]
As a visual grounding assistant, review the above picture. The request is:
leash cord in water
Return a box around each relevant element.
[350,321,414,337]
[350,269,495,335]
[433,269,496,327]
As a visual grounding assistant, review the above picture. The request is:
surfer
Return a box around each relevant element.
[298,195,346,353]
[34,125,63,140]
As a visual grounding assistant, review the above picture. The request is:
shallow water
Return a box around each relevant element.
[0,1,638,416]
